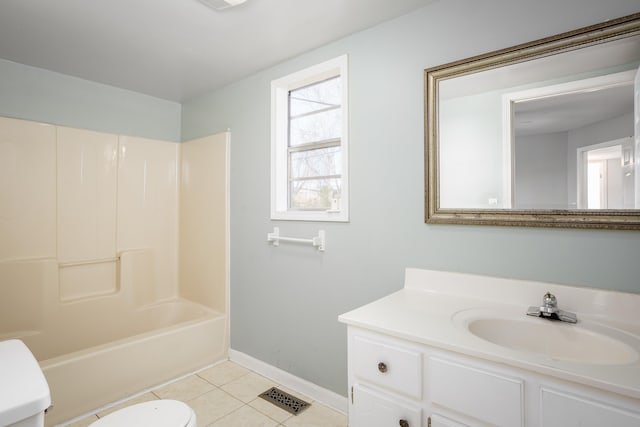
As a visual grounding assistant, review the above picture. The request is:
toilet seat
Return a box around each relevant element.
[89,400,196,427]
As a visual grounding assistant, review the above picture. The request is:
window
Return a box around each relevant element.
[271,55,349,221]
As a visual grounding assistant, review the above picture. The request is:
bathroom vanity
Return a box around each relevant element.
[338,269,640,427]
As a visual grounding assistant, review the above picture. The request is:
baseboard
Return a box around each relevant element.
[229,349,348,415]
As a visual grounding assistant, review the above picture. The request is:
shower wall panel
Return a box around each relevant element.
[180,132,229,312]
[117,136,179,303]
[0,117,56,261]
[57,126,118,300]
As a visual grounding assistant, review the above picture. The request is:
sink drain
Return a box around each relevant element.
[259,387,311,415]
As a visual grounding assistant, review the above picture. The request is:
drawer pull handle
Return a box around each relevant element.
[399,420,409,427]
[378,362,388,373]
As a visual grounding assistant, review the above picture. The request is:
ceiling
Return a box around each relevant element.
[514,83,634,137]
[0,0,433,102]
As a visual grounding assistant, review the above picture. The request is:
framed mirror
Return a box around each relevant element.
[425,13,640,229]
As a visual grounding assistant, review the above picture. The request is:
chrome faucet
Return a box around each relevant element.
[527,292,577,323]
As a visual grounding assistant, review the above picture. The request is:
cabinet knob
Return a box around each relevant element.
[377,362,388,373]
[399,420,409,427]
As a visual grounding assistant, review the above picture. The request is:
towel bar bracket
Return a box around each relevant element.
[267,227,326,251]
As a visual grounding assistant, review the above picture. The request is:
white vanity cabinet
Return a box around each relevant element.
[347,327,527,427]
[340,269,640,427]
[347,326,640,427]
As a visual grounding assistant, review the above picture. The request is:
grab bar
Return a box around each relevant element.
[267,227,326,251]
[58,256,120,268]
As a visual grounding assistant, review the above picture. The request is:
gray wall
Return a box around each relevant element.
[184,0,640,397]
[0,58,181,141]
[514,132,569,209]
[439,91,505,208]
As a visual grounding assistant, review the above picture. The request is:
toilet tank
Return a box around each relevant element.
[0,340,51,427]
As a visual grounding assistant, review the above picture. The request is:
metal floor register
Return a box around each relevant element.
[259,387,311,415]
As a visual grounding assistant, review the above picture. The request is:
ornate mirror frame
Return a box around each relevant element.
[425,13,640,230]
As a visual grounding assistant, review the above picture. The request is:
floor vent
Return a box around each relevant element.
[259,387,311,415]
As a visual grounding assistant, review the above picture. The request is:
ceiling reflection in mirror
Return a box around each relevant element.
[425,13,640,229]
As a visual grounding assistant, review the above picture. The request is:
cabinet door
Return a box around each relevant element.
[429,414,470,427]
[351,384,422,427]
[429,357,523,426]
[541,388,640,427]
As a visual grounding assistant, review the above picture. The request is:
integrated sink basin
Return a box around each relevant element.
[454,309,640,365]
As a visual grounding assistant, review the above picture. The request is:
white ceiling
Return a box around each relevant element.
[0,0,433,102]
[514,83,634,137]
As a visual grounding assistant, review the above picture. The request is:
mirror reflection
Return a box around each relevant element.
[426,13,640,229]
[513,76,634,210]
[437,35,639,210]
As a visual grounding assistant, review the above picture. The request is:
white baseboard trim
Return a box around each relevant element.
[229,349,348,415]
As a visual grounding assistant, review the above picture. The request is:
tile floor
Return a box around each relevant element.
[62,361,348,427]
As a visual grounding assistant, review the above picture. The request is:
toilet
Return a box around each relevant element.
[89,400,196,427]
[0,339,196,427]
[0,339,51,427]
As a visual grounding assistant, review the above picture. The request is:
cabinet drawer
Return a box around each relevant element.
[429,357,523,426]
[352,335,422,399]
[352,384,422,427]
[541,388,640,427]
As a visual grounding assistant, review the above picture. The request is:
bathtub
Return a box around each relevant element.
[42,301,226,426]
[0,258,228,427]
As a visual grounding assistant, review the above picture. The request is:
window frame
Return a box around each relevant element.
[271,55,349,222]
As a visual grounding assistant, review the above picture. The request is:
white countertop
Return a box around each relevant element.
[338,268,640,399]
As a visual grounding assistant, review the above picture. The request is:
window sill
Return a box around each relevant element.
[271,210,349,222]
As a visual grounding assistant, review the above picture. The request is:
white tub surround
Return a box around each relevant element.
[0,117,230,426]
[339,268,640,427]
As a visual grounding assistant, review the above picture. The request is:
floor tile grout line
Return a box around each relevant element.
[195,363,253,387]
[84,359,228,421]
[182,372,285,426]
[195,370,304,425]
[195,369,297,425]
[248,396,295,424]
[58,361,345,427]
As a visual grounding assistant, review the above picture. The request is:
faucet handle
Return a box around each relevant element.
[543,292,557,308]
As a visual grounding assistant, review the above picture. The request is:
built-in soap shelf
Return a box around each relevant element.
[58,256,120,268]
